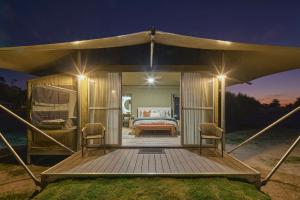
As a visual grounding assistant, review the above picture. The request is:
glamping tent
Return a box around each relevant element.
[1,30,300,163]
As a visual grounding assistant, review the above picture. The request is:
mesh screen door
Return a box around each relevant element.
[181,72,214,145]
[88,72,121,145]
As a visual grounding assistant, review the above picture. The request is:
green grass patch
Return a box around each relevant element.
[34,177,270,200]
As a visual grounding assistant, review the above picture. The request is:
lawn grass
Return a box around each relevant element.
[33,177,270,200]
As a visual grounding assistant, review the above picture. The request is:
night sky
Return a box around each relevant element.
[1,0,300,105]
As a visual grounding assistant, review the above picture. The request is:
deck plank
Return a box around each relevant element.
[111,150,130,173]
[186,151,211,172]
[166,149,185,173]
[154,154,163,173]
[161,153,171,173]
[91,150,120,173]
[49,152,80,173]
[126,149,138,173]
[134,153,143,173]
[118,149,135,173]
[173,149,193,173]
[66,154,93,173]
[103,150,125,173]
[178,149,200,173]
[141,154,150,173]
[165,149,178,173]
[42,148,260,186]
[148,154,156,173]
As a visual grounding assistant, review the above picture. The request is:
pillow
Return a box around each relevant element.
[41,119,65,125]
[64,119,74,129]
[37,119,65,130]
[37,123,63,130]
[150,112,160,118]
[143,111,151,117]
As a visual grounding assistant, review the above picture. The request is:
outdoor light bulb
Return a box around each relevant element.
[77,74,86,81]
[72,41,82,45]
[147,77,155,84]
[217,40,232,45]
[217,74,226,80]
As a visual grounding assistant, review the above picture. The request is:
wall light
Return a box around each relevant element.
[77,74,86,81]
[217,74,226,80]
[146,77,155,84]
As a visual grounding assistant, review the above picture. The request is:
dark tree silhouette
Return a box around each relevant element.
[294,98,300,107]
[226,92,300,132]
[0,76,27,131]
[269,99,280,109]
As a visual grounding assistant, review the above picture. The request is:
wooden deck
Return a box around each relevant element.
[41,148,260,186]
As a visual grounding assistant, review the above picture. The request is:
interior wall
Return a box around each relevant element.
[122,86,180,117]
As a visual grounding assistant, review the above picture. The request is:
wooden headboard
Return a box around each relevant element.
[137,107,171,118]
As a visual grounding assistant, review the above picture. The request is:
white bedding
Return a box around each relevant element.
[133,118,177,128]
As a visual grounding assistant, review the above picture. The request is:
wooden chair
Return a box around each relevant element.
[81,123,106,156]
[199,123,224,157]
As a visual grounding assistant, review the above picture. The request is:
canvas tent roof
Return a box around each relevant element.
[0,30,300,84]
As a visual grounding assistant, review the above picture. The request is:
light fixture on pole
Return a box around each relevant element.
[146,77,155,84]
[217,74,226,81]
[77,74,86,81]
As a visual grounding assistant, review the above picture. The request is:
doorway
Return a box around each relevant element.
[87,71,216,147]
[121,72,181,147]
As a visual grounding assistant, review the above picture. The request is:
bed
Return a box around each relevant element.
[132,107,178,136]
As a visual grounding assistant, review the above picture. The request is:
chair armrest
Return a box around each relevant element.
[81,127,87,138]
[215,126,223,137]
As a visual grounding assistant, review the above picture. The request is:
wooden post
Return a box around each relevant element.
[77,78,82,151]
[220,76,226,151]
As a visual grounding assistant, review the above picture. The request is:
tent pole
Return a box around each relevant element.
[150,37,154,68]
[150,28,155,68]
[76,51,83,151]
[220,77,226,151]
[77,78,82,151]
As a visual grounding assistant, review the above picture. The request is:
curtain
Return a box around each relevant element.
[182,73,214,145]
[88,72,121,145]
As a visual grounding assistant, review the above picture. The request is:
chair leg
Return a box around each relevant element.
[81,140,84,157]
[221,139,224,157]
[213,139,216,154]
[103,136,106,154]
[200,137,202,155]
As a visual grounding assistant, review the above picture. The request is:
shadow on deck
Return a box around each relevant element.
[41,148,260,186]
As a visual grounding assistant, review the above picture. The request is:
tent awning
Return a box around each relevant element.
[1,30,300,84]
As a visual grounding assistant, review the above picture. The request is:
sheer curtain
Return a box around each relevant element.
[88,72,121,145]
[182,73,214,145]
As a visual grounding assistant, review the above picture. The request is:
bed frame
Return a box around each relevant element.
[134,124,176,136]
[133,107,176,136]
